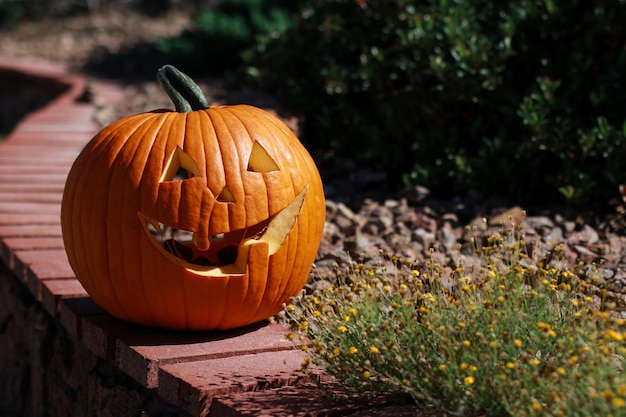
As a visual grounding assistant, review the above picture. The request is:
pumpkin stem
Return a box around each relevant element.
[157,65,209,113]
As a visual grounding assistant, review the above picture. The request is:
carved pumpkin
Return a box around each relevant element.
[61,65,325,331]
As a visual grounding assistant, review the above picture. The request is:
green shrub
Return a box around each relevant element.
[247,0,626,208]
[285,222,626,416]
[158,0,305,75]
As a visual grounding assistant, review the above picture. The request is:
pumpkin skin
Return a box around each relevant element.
[61,66,325,331]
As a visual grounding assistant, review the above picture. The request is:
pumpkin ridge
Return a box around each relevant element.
[75,117,150,320]
[218,107,273,224]
[125,114,172,326]
[196,109,222,195]
[206,108,248,232]
[163,112,194,329]
[102,115,166,322]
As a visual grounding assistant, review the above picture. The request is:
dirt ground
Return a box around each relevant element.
[0,7,190,72]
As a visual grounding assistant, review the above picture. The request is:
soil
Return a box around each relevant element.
[2,6,626,301]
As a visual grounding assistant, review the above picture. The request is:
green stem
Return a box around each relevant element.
[157,65,209,113]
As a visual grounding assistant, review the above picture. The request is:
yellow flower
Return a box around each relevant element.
[614,397,625,408]
[362,371,371,378]
[369,346,379,354]
[461,340,471,347]
[514,339,523,347]
[531,402,542,412]
[348,346,359,355]
[438,364,447,372]
[506,362,515,370]
[464,376,475,385]
[337,325,348,333]
[537,322,551,331]
[606,329,624,342]
[348,307,358,316]
[287,304,296,311]
[459,363,469,371]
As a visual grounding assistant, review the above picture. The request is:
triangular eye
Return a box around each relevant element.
[216,185,236,203]
[247,142,279,173]
[160,147,202,182]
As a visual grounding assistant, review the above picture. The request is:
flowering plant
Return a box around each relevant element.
[285,220,626,416]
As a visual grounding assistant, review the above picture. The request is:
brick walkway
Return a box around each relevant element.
[0,58,420,416]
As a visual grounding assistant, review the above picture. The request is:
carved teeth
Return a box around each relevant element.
[138,186,308,273]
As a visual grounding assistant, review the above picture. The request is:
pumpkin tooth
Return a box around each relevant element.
[148,218,163,235]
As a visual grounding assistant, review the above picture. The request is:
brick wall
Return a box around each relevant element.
[0,263,190,417]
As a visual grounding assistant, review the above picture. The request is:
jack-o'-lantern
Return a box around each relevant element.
[61,65,325,331]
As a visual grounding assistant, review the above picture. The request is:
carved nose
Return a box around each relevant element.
[216,185,236,203]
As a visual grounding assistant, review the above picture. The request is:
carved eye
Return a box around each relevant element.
[247,142,279,173]
[160,147,202,182]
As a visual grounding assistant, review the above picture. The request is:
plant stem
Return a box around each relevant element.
[156,65,209,113]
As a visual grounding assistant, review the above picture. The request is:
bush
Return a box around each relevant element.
[247,0,626,208]
[157,0,305,75]
[285,221,626,416]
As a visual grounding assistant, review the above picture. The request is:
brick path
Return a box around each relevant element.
[0,57,420,416]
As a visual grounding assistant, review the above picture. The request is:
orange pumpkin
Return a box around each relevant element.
[61,65,325,331]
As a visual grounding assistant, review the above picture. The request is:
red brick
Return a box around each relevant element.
[158,350,310,417]
[0,213,60,225]
[0,237,65,271]
[1,236,65,250]
[117,323,297,388]
[0,224,62,237]
[18,122,96,134]
[41,278,87,317]
[59,296,107,338]
[0,184,64,195]
[81,314,157,361]
[0,202,61,215]
[0,155,76,168]
[0,191,62,203]
[14,249,73,298]
[0,163,72,174]
[15,248,71,277]
[0,142,84,158]
[0,172,68,184]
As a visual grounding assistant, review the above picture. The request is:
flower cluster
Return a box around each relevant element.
[284,221,626,416]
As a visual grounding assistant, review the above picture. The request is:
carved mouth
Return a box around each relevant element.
[139,186,307,275]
